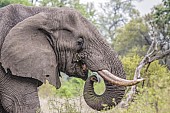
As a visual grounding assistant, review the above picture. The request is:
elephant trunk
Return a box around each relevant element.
[83,75,124,111]
[83,45,144,111]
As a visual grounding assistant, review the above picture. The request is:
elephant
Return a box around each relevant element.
[0,4,144,112]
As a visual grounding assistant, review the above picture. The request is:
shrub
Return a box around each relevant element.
[121,55,170,113]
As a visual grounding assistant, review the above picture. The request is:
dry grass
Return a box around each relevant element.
[39,96,102,113]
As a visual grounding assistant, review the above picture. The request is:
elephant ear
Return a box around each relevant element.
[1,13,61,88]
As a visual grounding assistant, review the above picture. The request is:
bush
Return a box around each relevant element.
[121,55,170,113]
[39,55,170,113]
[57,78,84,98]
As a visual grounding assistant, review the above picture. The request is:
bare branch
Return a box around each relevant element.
[119,32,170,108]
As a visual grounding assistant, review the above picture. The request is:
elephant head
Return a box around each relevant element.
[0,7,143,110]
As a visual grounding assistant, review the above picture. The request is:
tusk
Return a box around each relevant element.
[98,70,144,86]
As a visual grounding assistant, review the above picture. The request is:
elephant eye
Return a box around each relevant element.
[77,37,84,52]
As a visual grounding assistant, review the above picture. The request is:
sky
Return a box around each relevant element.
[80,0,162,16]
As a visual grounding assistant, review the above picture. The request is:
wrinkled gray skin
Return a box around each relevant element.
[84,75,125,111]
[0,4,126,112]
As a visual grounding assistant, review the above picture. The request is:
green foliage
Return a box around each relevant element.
[39,77,105,98]
[38,0,96,23]
[145,0,170,44]
[120,55,170,113]
[121,55,142,80]
[0,0,32,7]
[97,0,140,40]
[113,18,149,56]
[39,77,85,98]
[127,88,170,113]
[38,0,65,7]
[93,79,105,95]
[153,0,170,36]
[57,78,84,98]
[66,0,95,20]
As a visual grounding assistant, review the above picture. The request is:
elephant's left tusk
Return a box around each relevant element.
[98,70,144,86]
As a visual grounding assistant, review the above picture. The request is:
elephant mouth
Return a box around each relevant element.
[80,64,88,80]
[82,64,88,73]
[73,63,88,81]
